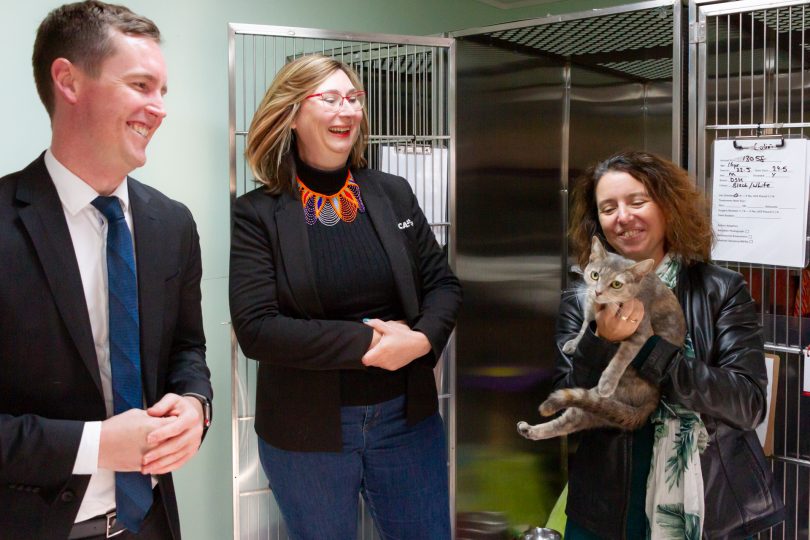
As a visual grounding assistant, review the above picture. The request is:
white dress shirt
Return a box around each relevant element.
[45,149,135,522]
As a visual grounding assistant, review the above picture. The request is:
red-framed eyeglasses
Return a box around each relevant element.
[305,91,366,112]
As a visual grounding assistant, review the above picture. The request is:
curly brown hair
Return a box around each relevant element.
[569,151,713,269]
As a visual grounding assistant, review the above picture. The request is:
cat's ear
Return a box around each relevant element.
[589,236,607,261]
[629,258,655,279]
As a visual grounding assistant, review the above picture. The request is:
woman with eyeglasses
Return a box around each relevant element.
[229,55,461,540]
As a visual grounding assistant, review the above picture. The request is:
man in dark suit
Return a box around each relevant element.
[0,2,212,538]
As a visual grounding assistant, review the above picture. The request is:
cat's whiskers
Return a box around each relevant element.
[560,286,587,302]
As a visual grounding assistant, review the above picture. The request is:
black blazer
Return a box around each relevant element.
[230,168,461,452]
[0,154,212,539]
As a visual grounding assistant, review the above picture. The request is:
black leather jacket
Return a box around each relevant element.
[554,262,785,539]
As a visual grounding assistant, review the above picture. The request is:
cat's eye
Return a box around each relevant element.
[610,281,623,289]
[589,270,599,280]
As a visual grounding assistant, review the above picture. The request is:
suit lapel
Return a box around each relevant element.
[15,155,103,395]
[129,179,162,403]
[355,170,420,321]
[275,191,325,317]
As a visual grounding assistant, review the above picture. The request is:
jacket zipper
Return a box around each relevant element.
[620,432,632,540]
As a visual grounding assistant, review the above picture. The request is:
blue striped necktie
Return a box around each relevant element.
[92,196,152,533]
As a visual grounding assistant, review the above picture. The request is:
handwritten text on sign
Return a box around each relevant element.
[711,138,810,267]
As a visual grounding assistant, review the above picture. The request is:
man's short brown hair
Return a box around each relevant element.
[32,0,161,117]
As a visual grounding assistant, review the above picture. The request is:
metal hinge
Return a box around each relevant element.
[689,21,706,44]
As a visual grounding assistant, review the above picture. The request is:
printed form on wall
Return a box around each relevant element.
[711,138,810,267]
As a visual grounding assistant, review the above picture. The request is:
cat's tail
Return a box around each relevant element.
[540,387,657,431]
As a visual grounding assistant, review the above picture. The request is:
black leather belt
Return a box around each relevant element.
[68,510,126,539]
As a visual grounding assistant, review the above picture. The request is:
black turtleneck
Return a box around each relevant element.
[294,154,348,195]
[294,152,407,406]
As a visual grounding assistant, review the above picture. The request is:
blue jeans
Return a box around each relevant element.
[258,395,450,540]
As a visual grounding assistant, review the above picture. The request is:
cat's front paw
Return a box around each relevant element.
[562,338,579,354]
[597,379,616,397]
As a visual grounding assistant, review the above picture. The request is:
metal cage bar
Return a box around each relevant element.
[227,24,455,540]
[690,1,810,537]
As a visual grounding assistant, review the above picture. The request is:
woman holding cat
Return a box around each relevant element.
[556,151,784,539]
[229,55,461,540]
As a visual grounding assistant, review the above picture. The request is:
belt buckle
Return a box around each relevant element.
[106,511,124,538]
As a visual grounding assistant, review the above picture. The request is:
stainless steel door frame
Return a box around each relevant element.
[227,24,455,540]
[688,1,810,537]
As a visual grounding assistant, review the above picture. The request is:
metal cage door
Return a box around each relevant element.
[689,1,810,538]
[227,24,456,540]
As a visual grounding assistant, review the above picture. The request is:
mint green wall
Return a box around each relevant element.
[0,1,625,538]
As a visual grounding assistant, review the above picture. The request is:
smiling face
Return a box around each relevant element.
[594,170,667,265]
[68,30,167,183]
[292,69,363,170]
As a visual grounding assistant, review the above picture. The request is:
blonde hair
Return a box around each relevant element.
[245,55,369,194]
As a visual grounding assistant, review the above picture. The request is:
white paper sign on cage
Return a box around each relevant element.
[710,137,810,267]
[379,144,448,247]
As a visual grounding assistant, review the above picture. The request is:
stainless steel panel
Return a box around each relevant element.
[456,39,566,533]
[454,5,677,534]
[568,71,673,178]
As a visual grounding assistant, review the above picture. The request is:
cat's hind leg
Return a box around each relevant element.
[539,388,589,417]
[517,408,600,440]
[559,389,658,431]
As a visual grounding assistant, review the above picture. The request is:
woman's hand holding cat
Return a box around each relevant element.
[361,319,431,371]
[595,298,644,342]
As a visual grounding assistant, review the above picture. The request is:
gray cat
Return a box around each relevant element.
[517,236,685,440]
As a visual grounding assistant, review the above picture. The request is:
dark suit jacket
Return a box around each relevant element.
[229,168,461,452]
[0,154,212,539]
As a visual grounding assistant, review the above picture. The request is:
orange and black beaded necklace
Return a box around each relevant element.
[298,171,366,226]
